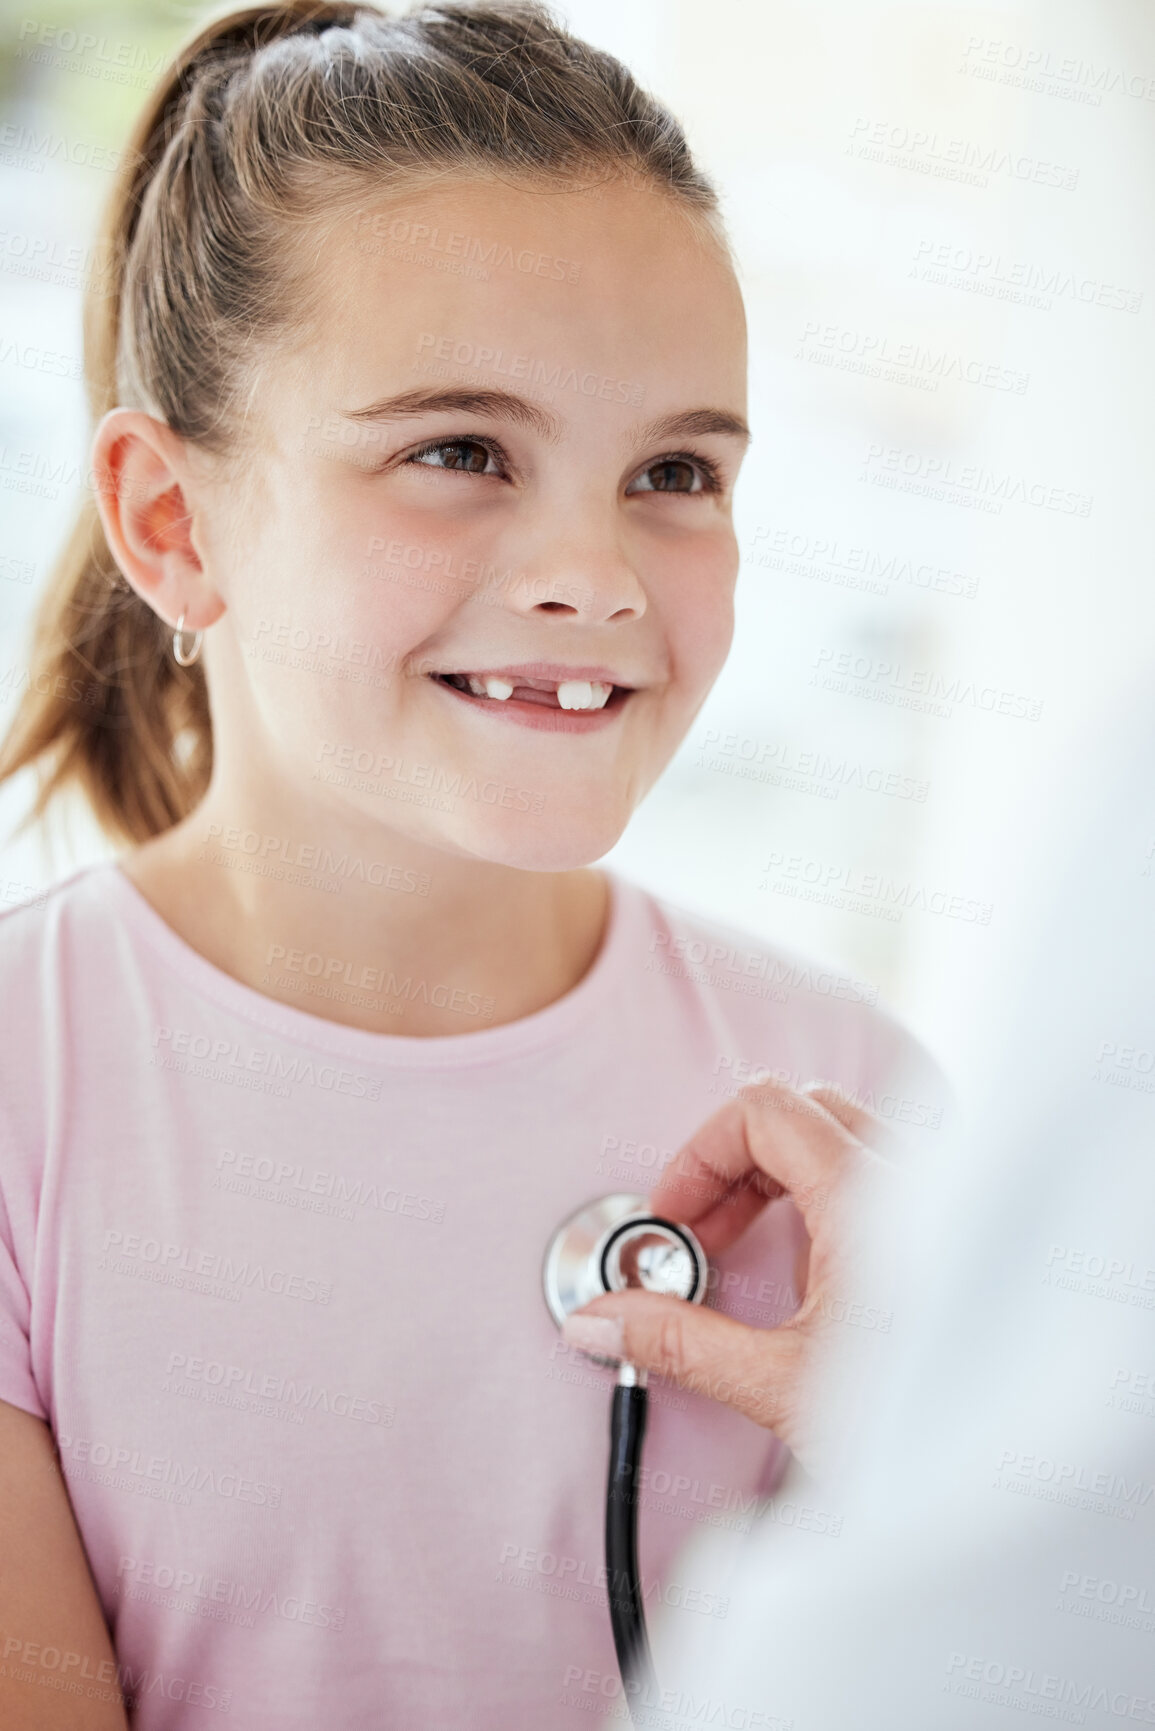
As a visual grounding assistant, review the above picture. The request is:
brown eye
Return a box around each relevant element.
[626,453,720,496]
[644,459,699,492]
[410,439,498,474]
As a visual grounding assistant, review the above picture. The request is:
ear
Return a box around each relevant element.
[91,409,227,633]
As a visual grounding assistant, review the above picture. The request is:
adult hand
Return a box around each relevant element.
[562,1081,896,1467]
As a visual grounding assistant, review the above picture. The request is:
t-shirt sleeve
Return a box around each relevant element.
[0,1179,47,1420]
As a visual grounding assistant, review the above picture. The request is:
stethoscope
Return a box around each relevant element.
[543,1193,710,1717]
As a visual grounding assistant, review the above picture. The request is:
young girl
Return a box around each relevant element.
[0,3,941,1726]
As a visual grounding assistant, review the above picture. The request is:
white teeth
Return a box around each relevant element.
[557,680,612,711]
[451,672,615,708]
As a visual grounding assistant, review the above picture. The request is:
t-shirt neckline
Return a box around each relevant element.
[99,858,634,1069]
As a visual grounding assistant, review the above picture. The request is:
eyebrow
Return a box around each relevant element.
[340,387,751,448]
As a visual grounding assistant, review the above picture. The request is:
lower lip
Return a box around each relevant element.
[429,676,632,733]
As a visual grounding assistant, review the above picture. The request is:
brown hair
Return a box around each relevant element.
[0,0,725,844]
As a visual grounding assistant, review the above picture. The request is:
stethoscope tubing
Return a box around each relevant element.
[606,1376,656,1716]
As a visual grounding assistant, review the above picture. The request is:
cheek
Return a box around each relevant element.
[359,511,484,634]
[225,477,464,679]
[663,547,737,694]
[286,468,526,646]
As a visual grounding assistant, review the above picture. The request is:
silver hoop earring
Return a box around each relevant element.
[172,613,204,668]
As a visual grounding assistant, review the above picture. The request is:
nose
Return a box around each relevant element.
[496,530,648,625]
[532,570,645,624]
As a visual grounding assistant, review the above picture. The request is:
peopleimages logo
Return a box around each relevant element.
[794,319,1029,394]
[559,1666,792,1730]
[745,524,980,600]
[861,443,1093,516]
[760,851,994,926]
[0,1636,232,1715]
[151,1026,383,1101]
[1058,1569,1155,1614]
[163,1351,393,1426]
[414,331,645,405]
[215,1147,447,1224]
[847,116,1080,190]
[355,211,582,282]
[959,35,1155,105]
[911,238,1143,314]
[993,1447,1155,1522]
[199,823,430,897]
[314,740,546,813]
[0,121,121,173]
[648,930,878,1005]
[116,1557,345,1631]
[15,19,166,82]
[99,1229,333,1306]
[56,1433,282,1509]
[945,1651,1155,1721]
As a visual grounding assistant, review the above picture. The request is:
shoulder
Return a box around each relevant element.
[0,863,131,1064]
[613,872,951,1141]
[0,864,117,1181]
[0,860,120,969]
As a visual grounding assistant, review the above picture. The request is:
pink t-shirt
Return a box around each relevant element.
[0,861,942,1728]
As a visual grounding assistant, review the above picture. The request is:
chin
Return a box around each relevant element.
[461,808,631,873]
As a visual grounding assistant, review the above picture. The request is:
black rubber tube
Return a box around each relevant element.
[606,1383,656,1718]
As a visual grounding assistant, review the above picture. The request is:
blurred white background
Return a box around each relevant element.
[1,0,1152,1095]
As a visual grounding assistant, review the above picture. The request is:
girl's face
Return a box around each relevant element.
[196,175,749,870]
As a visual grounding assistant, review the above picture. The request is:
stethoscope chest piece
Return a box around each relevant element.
[542,1191,708,1352]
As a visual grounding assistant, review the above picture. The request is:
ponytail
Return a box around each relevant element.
[0,0,724,844]
[0,4,361,843]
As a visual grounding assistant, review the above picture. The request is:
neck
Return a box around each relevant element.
[118,781,611,1039]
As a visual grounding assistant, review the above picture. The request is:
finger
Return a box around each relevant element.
[649,1157,778,1261]
[564,1288,805,1435]
[803,1082,898,1157]
[647,1083,866,1257]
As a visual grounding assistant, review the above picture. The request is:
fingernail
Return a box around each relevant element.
[562,1312,624,1359]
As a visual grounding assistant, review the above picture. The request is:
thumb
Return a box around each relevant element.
[563,1289,805,1434]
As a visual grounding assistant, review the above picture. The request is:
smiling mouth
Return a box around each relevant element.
[428,672,631,712]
